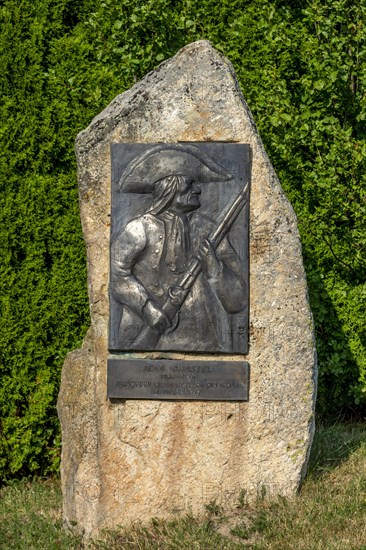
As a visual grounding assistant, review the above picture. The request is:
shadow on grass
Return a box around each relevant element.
[307,422,366,479]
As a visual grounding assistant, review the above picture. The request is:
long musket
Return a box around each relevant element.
[132,181,249,349]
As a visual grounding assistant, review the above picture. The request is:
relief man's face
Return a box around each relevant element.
[170,176,201,213]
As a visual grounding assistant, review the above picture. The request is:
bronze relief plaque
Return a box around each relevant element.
[109,142,250,354]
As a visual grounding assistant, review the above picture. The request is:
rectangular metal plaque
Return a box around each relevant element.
[109,142,250,354]
[108,359,249,401]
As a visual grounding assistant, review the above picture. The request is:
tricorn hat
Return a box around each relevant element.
[118,143,233,193]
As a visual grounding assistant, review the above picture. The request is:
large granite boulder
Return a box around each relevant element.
[57,40,317,538]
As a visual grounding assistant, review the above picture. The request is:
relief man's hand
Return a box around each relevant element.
[198,239,221,279]
[142,300,172,333]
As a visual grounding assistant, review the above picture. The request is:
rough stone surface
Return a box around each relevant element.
[57,40,317,538]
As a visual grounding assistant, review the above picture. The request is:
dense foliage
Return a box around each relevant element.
[1,0,365,478]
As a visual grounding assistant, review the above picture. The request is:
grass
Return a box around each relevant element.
[0,478,82,550]
[0,423,366,549]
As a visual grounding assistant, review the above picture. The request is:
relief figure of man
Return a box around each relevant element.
[110,144,246,352]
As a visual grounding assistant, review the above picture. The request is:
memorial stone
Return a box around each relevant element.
[57,40,317,538]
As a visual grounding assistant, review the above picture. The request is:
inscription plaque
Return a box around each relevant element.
[109,142,250,354]
[108,359,249,401]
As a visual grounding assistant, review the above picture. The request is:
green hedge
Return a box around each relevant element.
[1,0,365,478]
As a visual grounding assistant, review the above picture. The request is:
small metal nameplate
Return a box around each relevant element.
[108,358,249,401]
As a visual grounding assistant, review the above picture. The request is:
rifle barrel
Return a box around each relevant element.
[209,182,248,247]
